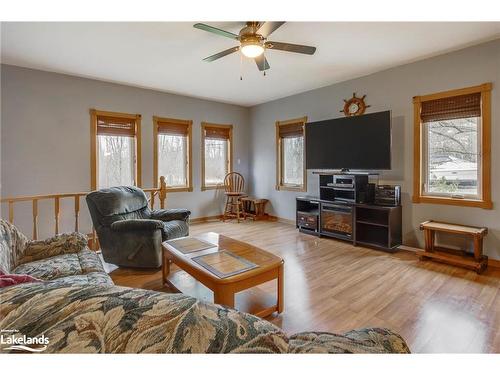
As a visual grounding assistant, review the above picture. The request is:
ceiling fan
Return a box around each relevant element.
[193,22,317,72]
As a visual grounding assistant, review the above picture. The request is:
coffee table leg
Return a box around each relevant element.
[214,287,235,309]
[162,250,170,285]
[277,263,284,313]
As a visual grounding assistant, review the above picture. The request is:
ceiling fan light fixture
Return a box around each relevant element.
[195,21,316,74]
[240,35,264,58]
[241,43,264,58]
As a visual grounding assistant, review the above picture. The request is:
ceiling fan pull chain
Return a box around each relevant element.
[263,51,266,76]
[240,51,243,81]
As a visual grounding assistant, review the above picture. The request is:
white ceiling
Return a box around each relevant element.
[2,22,500,107]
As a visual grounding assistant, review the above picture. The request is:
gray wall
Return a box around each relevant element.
[1,64,250,237]
[248,39,500,260]
[2,39,499,260]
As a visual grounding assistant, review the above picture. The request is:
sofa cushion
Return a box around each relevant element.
[0,283,289,354]
[12,248,106,281]
[0,220,29,273]
[19,232,88,265]
[288,328,411,353]
[77,249,108,274]
[0,271,41,288]
[43,272,114,287]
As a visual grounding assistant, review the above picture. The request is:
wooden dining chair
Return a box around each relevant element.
[222,172,246,222]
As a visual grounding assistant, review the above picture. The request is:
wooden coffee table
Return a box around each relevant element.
[162,232,284,317]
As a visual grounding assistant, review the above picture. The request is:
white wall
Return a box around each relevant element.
[248,39,500,260]
[1,65,250,237]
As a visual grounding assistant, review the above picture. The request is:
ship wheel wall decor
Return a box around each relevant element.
[341,93,370,116]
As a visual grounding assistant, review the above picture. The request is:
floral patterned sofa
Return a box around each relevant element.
[0,220,410,354]
[0,219,112,287]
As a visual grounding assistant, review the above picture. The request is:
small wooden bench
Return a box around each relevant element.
[417,220,488,274]
[241,197,269,221]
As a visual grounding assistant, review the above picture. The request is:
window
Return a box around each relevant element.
[153,117,193,192]
[201,122,233,190]
[90,109,141,190]
[413,83,491,208]
[276,117,307,191]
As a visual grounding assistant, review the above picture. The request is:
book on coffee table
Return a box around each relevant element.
[191,250,258,279]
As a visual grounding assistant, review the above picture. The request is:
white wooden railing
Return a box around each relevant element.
[1,176,168,250]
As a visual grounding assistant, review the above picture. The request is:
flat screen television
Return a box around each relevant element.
[305,110,391,170]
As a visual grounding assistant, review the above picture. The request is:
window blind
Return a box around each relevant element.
[97,116,136,137]
[204,126,231,140]
[420,93,481,123]
[157,121,189,136]
[278,122,304,138]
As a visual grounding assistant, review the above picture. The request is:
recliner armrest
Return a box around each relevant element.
[151,208,191,222]
[111,219,164,232]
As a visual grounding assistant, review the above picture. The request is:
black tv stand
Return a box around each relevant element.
[296,172,402,252]
[296,197,401,252]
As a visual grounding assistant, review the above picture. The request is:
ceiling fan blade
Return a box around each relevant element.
[255,54,270,71]
[257,22,285,38]
[203,46,240,62]
[193,23,239,40]
[266,41,316,55]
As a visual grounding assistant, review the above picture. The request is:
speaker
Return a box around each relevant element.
[375,185,401,206]
[358,183,375,204]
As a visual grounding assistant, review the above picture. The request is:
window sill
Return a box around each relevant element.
[276,185,306,192]
[413,195,492,209]
[201,184,224,191]
[165,186,193,193]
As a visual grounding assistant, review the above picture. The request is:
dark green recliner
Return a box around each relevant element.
[86,186,190,268]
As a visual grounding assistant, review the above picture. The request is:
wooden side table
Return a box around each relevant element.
[241,197,269,221]
[417,220,488,274]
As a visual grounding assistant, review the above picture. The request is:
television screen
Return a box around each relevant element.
[305,110,391,170]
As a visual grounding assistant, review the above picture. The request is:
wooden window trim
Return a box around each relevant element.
[90,109,142,190]
[201,122,233,191]
[412,83,492,209]
[275,116,308,192]
[153,116,193,193]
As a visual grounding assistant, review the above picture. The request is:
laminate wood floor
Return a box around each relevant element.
[109,219,500,353]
